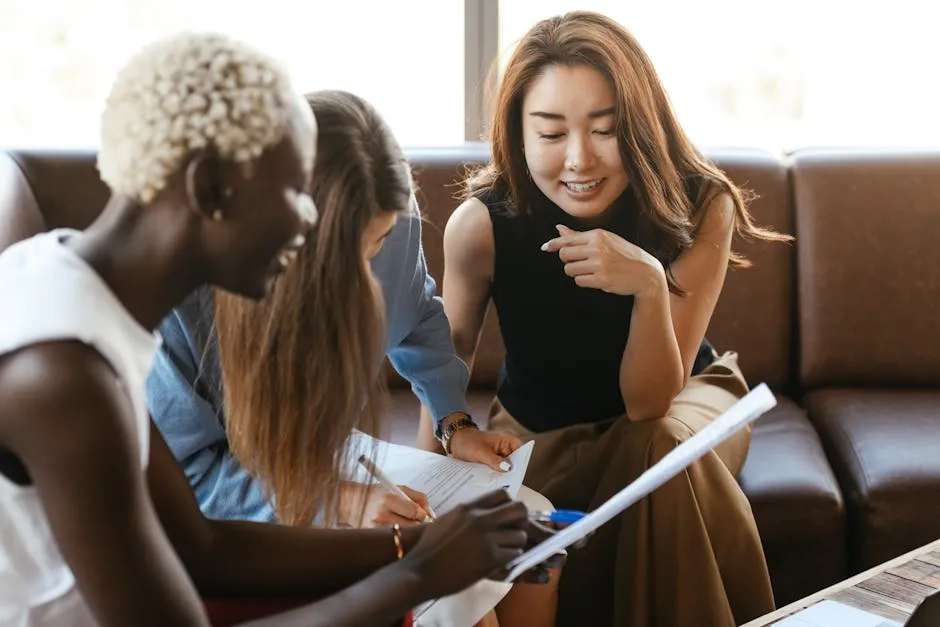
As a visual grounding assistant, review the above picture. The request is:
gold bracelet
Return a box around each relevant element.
[391,523,405,560]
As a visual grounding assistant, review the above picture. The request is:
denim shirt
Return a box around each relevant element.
[146,206,470,522]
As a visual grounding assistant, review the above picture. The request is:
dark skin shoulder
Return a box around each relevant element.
[0,340,209,626]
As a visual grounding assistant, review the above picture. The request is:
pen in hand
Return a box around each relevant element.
[357,454,438,523]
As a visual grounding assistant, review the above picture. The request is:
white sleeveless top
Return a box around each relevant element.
[0,230,160,626]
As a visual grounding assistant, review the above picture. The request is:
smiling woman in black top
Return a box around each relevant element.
[417,11,792,627]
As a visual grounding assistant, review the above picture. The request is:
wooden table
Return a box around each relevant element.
[742,538,940,626]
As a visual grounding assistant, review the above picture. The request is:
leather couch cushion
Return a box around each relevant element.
[805,388,940,572]
[739,396,846,605]
[794,150,940,388]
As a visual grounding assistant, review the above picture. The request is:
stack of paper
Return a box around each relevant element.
[346,432,534,513]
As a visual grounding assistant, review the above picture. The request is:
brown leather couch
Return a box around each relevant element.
[2,146,939,610]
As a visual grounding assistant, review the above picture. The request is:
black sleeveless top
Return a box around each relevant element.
[484,185,714,433]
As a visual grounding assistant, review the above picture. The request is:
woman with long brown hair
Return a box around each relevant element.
[150,88,564,626]
[214,89,405,527]
[416,10,790,627]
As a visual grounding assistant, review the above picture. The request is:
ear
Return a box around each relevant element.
[184,152,225,221]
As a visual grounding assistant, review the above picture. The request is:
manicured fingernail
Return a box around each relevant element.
[540,242,550,251]
[499,461,512,472]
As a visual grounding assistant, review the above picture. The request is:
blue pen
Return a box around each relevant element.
[530,509,587,525]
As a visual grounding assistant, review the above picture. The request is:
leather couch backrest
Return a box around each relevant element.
[793,149,940,388]
[1,146,798,392]
[3,150,108,237]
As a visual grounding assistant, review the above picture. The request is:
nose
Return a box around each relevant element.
[565,133,597,172]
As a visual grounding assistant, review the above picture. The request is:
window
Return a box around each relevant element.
[2,1,937,150]
[0,0,464,148]
[499,0,940,150]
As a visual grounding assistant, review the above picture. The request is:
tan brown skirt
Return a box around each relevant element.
[488,352,775,627]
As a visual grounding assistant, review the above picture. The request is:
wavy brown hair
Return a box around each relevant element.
[214,90,413,526]
[468,11,791,292]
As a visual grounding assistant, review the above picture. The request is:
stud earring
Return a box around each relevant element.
[212,209,223,221]
[222,187,233,199]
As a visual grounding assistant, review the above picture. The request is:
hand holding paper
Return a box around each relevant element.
[504,383,778,582]
[346,432,534,515]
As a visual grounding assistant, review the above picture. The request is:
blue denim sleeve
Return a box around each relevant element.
[383,216,470,431]
[146,300,277,523]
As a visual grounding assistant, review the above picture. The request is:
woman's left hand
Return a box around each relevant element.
[542,224,665,297]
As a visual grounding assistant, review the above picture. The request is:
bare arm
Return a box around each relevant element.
[441,198,496,371]
[0,342,209,626]
[147,421,422,597]
[619,192,736,419]
[0,341,533,627]
[546,192,735,421]
[0,342,424,626]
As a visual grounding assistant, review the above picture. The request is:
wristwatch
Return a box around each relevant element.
[438,414,479,455]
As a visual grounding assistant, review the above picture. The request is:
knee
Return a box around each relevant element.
[637,416,694,463]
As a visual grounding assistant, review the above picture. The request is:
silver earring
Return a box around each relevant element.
[212,209,223,221]
[222,187,233,199]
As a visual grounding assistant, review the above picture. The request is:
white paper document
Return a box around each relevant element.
[346,432,534,513]
[774,600,902,627]
[504,382,778,582]
[345,433,536,627]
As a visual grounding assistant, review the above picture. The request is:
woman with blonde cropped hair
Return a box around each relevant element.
[0,31,549,627]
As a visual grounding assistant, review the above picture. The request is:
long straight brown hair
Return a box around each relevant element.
[214,90,413,526]
[469,11,791,292]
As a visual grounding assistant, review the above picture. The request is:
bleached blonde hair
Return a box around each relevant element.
[98,32,298,203]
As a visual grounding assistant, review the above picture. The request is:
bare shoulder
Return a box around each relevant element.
[0,342,137,461]
[443,197,494,276]
[695,189,735,244]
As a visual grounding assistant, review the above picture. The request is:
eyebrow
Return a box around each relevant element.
[528,106,616,121]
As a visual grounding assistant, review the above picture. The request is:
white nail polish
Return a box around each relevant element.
[540,242,550,252]
[499,461,512,472]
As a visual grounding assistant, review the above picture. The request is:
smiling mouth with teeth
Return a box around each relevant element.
[564,179,603,192]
